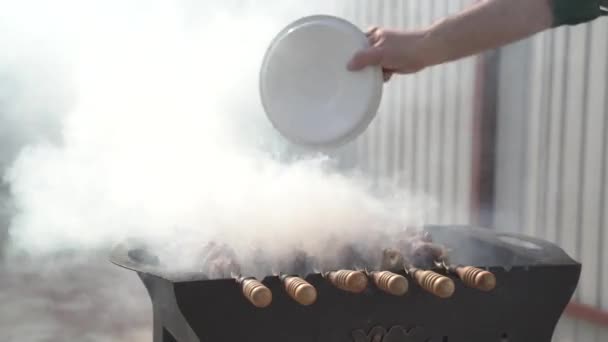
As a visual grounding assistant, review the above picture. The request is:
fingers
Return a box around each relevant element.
[366,26,379,38]
[367,27,383,46]
[349,26,394,83]
[348,26,384,71]
[347,46,383,71]
[348,51,393,83]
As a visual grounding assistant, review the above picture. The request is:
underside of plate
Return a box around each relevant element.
[260,15,383,148]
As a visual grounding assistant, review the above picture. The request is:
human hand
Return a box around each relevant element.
[347,27,432,81]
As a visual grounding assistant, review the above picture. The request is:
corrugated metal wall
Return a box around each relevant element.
[494,12,608,339]
[333,0,477,225]
[327,0,608,339]
[323,0,608,340]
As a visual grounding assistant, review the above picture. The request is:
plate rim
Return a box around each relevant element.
[259,14,384,149]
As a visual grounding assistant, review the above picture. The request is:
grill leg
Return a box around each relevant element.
[152,306,164,342]
[163,328,178,342]
[152,306,179,342]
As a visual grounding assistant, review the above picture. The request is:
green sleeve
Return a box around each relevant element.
[551,0,607,27]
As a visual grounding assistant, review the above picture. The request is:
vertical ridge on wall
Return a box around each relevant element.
[441,0,459,224]
[367,0,380,180]
[579,17,607,311]
[426,0,439,222]
[544,26,567,244]
[436,0,448,224]
[379,0,394,182]
[334,0,477,225]
[407,0,421,197]
[457,1,475,225]
[559,24,587,269]
[598,20,608,312]
[575,9,594,300]
[523,33,545,240]
[536,31,555,241]
[403,0,418,192]
[416,0,431,211]
[393,0,407,186]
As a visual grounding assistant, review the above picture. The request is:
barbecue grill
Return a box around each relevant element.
[111,225,581,342]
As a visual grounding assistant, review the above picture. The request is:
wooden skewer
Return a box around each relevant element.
[280,275,318,306]
[369,271,409,296]
[236,276,272,308]
[382,248,453,298]
[408,267,455,299]
[453,266,496,291]
[436,260,497,292]
[325,270,368,293]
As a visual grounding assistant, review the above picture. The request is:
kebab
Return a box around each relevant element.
[278,274,317,305]
[401,230,497,292]
[366,269,409,296]
[275,250,318,306]
[402,231,497,292]
[396,235,456,299]
[322,244,408,296]
[347,241,409,296]
[382,247,455,299]
[436,259,497,292]
[323,269,369,293]
[316,244,370,293]
[200,242,273,308]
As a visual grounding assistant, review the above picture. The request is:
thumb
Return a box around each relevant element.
[347,47,383,71]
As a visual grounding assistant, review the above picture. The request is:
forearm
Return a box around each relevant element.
[421,0,553,67]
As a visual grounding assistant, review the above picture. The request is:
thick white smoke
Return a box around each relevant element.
[0,0,432,340]
[3,0,429,266]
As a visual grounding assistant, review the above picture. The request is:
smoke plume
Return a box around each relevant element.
[0,0,433,340]
[3,0,431,269]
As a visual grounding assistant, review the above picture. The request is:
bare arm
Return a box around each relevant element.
[348,0,606,78]
[348,0,554,77]
[421,0,553,67]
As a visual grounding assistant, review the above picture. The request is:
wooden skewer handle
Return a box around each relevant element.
[283,276,318,306]
[455,266,496,291]
[241,278,272,308]
[327,270,368,293]
[371,271,408,296]
[413,269,455,298]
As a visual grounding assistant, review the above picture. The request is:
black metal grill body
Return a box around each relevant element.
[112,225,581,342]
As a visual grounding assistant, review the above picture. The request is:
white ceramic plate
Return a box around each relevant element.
[260,15,383,148]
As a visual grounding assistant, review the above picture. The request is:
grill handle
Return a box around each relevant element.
[370,271,409,296]
[281,275,318,305]
[240,278,273,308]
[454,266,496,291]
[326,270,368,293]
[411,268,455,298]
